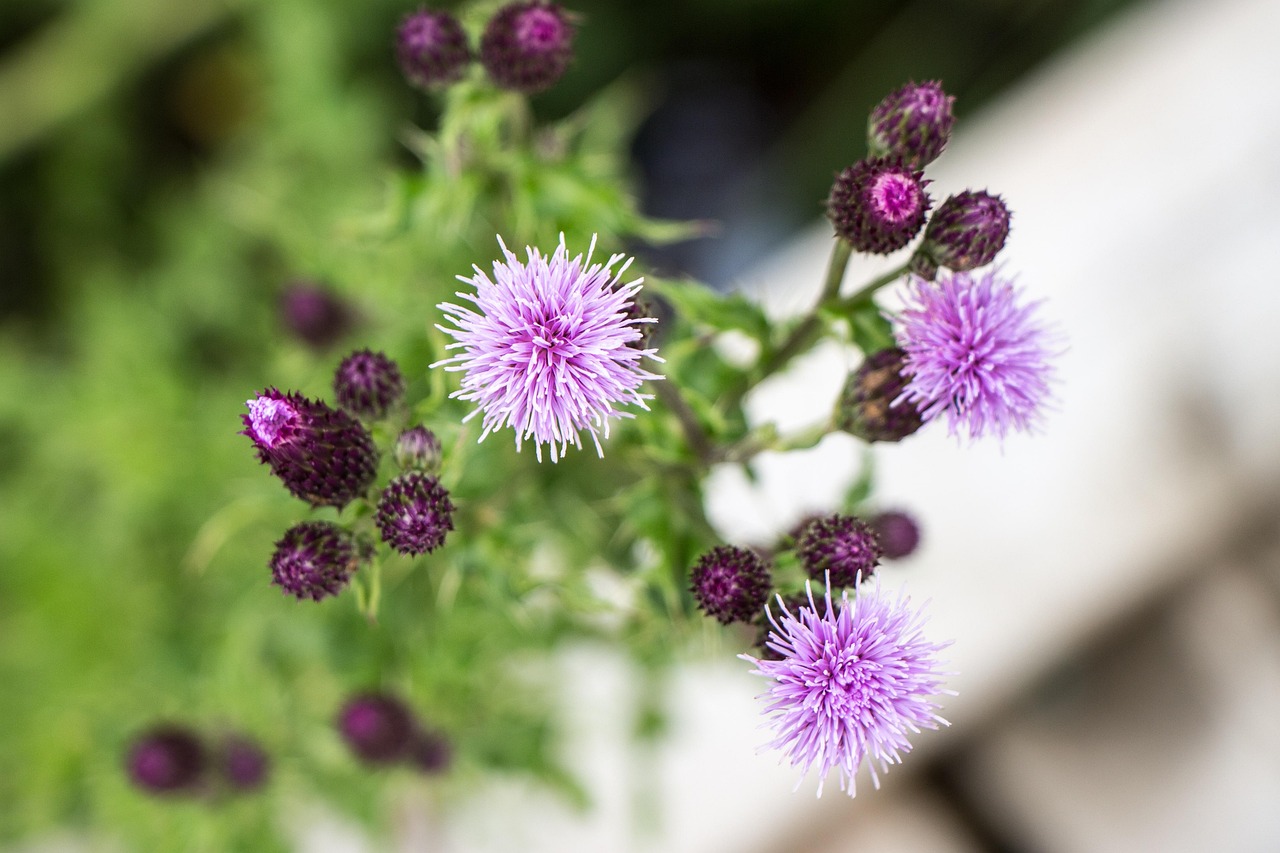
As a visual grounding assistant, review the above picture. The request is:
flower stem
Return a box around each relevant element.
[652,379,715,467]
[834,261,910,312]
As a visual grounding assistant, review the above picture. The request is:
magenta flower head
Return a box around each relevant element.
[394,425,443,472]
[796,514,882,587]
[396,8,472,91]
[242,389,378,508]
[827,158,931,255]
[279,281,356,351]
[434,235,662,462]
[835,347,924,443]
[480,1,575,94]
[911,190,1012,280]
[743,579,952,796]
[871,510,920,560]
[896,270,1057,441]
[868,80,955,170]
[126,725,207,795]
[376,472,455,556]
[690,545,772,625]
[333,349,405,421]
[270,521,361,601]
[338,693,417,765]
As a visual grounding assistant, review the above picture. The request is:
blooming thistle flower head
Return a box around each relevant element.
[375,472,455,556]
[911,190,1011,280]
[126,725,207,794]
[333,349,405,420]
[827,158,931,255]
[242,389,378,508]
[896,270,1057,441]
[871,510,921,560]
[480,1,575,94]
[743,579,952,797]
[338,693,417,765]
[269,521,360,601]
[394,425,443,472]
[434,234,662,462]
[835,347,924,443]
[796,514,882,587]
[396,8,472,90]
[690,545,773,625]
[868,80,955,169]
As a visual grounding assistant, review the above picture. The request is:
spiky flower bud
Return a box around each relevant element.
[338,693,416,765]
[795,514,882,587]
[394,426,442,472]
[126,726,207,794]
[835,347,924,443]
[690,545,772,625]
[827,158,931,254]
[270,521,360,601]
[242,389,378,508]
[396,8,472,90]
[376,472,455,556]
[333,349,405,420]
[871,510,921,560]
[480,1,575,94]
[279,281,356,350]
[868,80,956,169]
[910,190,1011,279]
[219,735,270,792]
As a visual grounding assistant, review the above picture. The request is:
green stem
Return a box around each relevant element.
[718,418,833,465]
[653,379,715,467]
[834,261,910,312]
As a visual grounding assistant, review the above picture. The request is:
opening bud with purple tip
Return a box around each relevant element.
[868,80,956,169]
[333,349,405,421]
[835,347,924,443]
[690,545,772,625]
[270,521,361,601]
[795,514,882,588]
[394,426,443,473]
[396,8,472,91]
[480,1,575,94]
[910,190,1011,279]
[126,725,207,795]
[376,472,455,556]
[827,158,931,255]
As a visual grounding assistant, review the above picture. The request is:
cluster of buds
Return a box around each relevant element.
[337,692,452,774]
[397,2,576,94]
[126,725,269,797]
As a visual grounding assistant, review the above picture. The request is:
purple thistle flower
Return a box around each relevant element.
[394,425,443,472]
[871,510,920,560]
[827,158,931,255]
[690,545,773,625]
[375,472,455,556]
[911,190,1012,280]
[396,8,472,91]
[895,270,1057,441]
[338,693,417,765]
[795,514,882,587]
[270,521,360,601]
[126,725,207,794]
[743,579,952,797]
[480,1,575,94]
[333,349,405,420]
[868,80,955,170]
[434,235,662,462]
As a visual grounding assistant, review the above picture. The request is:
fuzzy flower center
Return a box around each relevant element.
[868,172,921,223]
[246,396,299,448]
[516,8,565,51]
[814,645,876,718]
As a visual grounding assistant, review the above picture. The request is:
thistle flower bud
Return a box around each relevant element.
[270,521,360,601]
[338,693,416,764]
[376,472,455,556]
[279,282,356,351]
[868,80,955,169]
[835,347,924,443]
[219,735,270,792]
[480,1,575,94]
[333,349,405,421]
[126,726,207,794]
[242,389,378,508]
[795,514,882,587]
[827,158,931,254]
[396,8,472,90]
[911,190,1011,279]
[690,545,772,625]
[394,426,442,472]
[871,510,921,560]
[409,729,453,774]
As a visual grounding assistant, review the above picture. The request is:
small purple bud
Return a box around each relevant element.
[338,693,416,765]
[871,510,921,560]
[279,282,356,351]
[795,513,882,587]
[409,729,453,774]
[333,349,405,420]
[836,347,925,443]
[689,545,772,625]
[827,158,932,254]
[396,8,472,90]
[126,726,207,795]
[394,426,442,472]
[868,80,956,169]
[270,521,360,601]
[480,2,575,94]
[911,190,1012,279]
[376,472,455,556]
[220,735,270,791]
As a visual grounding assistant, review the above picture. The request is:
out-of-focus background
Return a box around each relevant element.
[5,0,1280,850]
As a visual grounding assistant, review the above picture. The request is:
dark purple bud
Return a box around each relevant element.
[333,349,405,421]
[827,158,932,254]
[279,282,356,351]
[835,347,924,443]
[480,2,575,94]
[376,472,455,556]
[394,426,442,472]
[796,514,882,587]
[409,729,453,774]
[871,510,921,560]
[911,190,1011,279]
[242,388,378,508]
[396,8,472,90]
[338,693,416,765]
[126,725,207,795]
[219,735,270,791]
[270,521,360,601]
[868,80,956,169]
[690,545,772,625]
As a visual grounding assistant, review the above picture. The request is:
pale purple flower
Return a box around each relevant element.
[895,269,1056,441]
[743,578,951,797]
[434,235,661,462]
